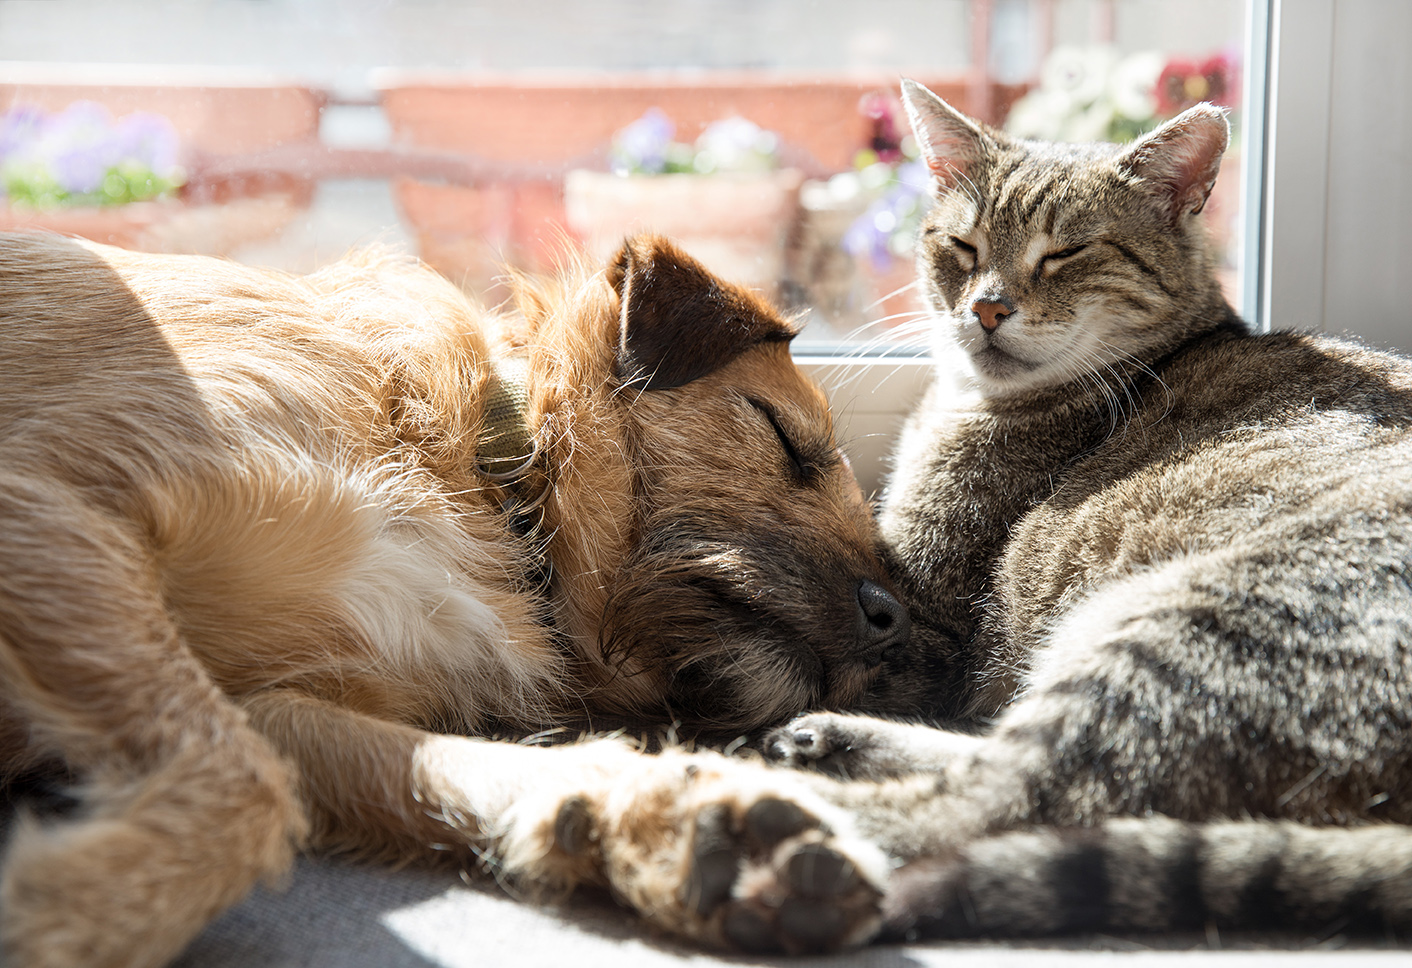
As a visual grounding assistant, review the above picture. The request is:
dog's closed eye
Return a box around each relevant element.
[748,398,814,484]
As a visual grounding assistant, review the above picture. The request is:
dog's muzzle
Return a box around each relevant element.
[855,580,910,667]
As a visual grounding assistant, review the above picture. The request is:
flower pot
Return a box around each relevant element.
[563,168,804,294]
[0,194,306,255]
[391,177,566,300]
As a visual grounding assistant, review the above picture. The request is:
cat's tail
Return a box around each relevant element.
[882,816,1412,941]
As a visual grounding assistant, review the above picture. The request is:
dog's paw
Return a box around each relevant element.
[764,712,981,780]
[557,751,887,954]
[680,790,884,954]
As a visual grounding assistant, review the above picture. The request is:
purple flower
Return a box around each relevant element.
[114,112,180,175]
[612,108,676,174]
[842,196,896,270]
[896,159,929,195]
[0,105,47,161]
[42,101,121,194]
[1,101,185,205]
[843,162,930,270]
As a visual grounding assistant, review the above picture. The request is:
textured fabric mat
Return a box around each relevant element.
[3,796,1406,966]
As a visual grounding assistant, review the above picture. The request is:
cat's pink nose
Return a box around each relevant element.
[972,300,1014,332]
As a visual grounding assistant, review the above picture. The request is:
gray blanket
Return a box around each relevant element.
[1,797,1400,966]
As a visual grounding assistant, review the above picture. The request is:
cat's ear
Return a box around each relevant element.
[1117,103,1230,224]
[900,78,992,191]
[607,234,795,391]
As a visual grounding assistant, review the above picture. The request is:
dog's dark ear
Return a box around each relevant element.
[608,235,796,391]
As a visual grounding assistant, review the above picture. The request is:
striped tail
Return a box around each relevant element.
[883,817,1412,941]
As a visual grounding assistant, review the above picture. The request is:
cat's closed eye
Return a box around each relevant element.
[1039,244,1088,276]
[949,237,978,272]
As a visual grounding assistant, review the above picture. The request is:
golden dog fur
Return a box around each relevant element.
[0,232,903,966]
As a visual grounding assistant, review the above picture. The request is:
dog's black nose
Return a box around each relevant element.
[855,580,910,665]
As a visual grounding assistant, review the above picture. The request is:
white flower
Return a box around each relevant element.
[694,117,777,173]
[1062,102,1117,143]
[1108,52,1163,121]
[1005,89,1075,141]
[1040,46,1117,107]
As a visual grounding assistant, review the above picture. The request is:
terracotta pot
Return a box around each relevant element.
[0,194,306,256]
[859,258,924,333]
[391,177,567,299]
[0,71,323,259]
[563,169,804,294]
[1204,148,1242,305]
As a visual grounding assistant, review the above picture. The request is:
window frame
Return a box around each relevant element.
[1251,0,1334,336]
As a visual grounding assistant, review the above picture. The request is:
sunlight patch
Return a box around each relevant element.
[380,886,720,968]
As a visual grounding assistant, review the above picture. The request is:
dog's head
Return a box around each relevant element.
[524,235,908,733]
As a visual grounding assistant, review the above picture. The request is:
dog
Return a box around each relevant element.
[0,232,905,967]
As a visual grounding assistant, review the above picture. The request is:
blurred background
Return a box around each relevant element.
[0,0,1246,345]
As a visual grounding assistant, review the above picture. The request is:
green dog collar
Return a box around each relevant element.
[478,355,538,480]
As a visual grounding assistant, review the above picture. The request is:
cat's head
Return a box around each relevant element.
[901,78,1236,397]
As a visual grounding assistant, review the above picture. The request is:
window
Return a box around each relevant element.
[0,0,1271,492]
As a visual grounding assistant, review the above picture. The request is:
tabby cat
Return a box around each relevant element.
[767,79,1412,941]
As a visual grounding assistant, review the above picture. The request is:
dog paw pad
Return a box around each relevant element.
[590,754,884,954]
[744,796,815,845]
[724,835,881,954]
[784,841,859,899]
[723,906,783,953]
[778,896,850,948]
[554,795,595,856]
[684,804,739,915]
[681,792,883,955]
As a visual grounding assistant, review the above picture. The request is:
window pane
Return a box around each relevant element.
[794,0,1251,350]
[0,1,1250,352]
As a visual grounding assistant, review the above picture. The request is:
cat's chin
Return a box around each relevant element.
[934,322,1074,397]
[966,345,1057,395]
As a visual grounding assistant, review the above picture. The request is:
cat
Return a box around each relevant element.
[764,79,1412,943]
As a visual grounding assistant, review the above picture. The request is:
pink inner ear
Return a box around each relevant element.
[1162,130,1224,213]
[1125,110,1229,221]
[902,82,986,191]
[913,124,984,190]
[925,156,967,184]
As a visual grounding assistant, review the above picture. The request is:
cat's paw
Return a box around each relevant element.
[554,751,887,954]
[764,712,980,780]
[764,711,870,777]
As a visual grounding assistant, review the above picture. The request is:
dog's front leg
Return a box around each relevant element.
[417,738,893,953]
[243,690,888,954]
[240,689,631,872]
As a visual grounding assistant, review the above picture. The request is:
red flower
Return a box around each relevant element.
[858,90,905,163]
[1156,49,1241,116]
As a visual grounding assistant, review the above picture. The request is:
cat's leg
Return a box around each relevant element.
[766,551,1288,864]
[985,542,1412,824]
[818,546,1412,935]
[765,712,985,780]
[243,689,890,955]
[0,477,306,968]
